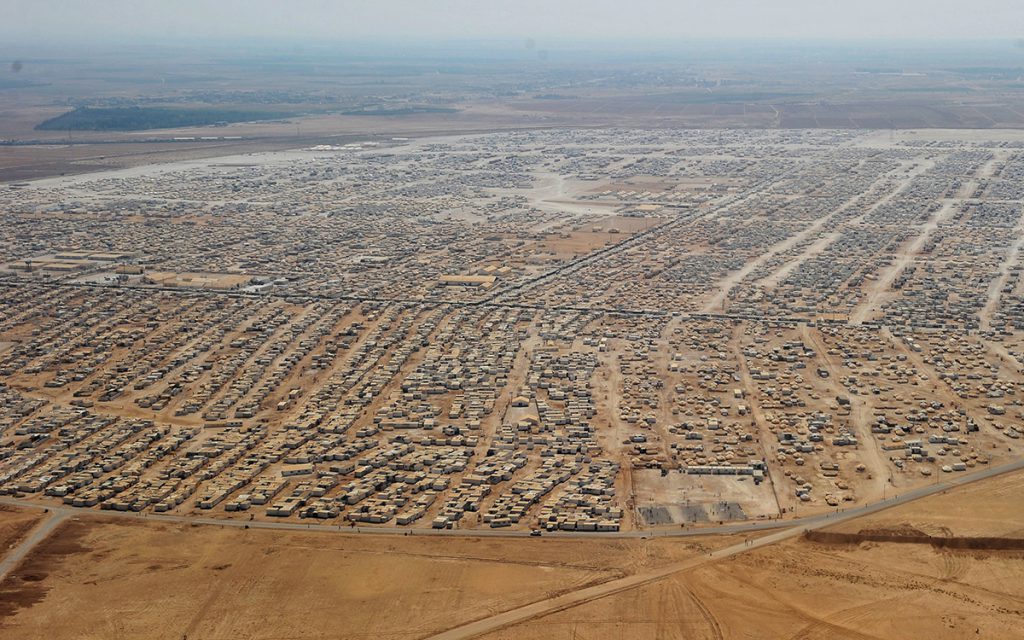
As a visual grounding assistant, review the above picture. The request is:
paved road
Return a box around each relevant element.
[426,457,1024,640]
[0,511,67,581]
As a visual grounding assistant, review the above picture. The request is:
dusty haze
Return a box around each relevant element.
[1,0,1023,43]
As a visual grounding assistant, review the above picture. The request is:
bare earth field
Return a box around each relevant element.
[0,507,42,562]
[3,468,1022,639]
[479,470,1024,640]
[823,468,1024,539]
[0,518,728,640]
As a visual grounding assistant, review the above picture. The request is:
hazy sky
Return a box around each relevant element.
[3,0,1023,43]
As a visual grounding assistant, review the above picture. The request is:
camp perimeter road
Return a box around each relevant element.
[2,454,1022,590]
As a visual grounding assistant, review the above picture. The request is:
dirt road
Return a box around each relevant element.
[0,511,66,581]
[425,455,1024,639]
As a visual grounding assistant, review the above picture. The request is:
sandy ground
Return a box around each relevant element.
[3,466,1022,640]
[824,468,1024,539]
[0,507,42,562]
[0,517,727,640]
[475,466,1024,640]
[481,540,1024,639]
